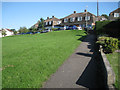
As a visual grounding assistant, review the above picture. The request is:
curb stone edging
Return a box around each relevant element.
[99,45,116,89]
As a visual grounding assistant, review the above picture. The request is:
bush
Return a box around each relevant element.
[51,28,58,31]
[97,36,118,53]
[95,20,120,38]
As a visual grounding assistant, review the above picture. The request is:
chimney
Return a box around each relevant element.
[84,9,87,12]
[47,17,49,19]
[52,16,54,18]
[74,11,76,13]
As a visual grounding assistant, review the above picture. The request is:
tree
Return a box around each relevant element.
[29,27,37,33]
[38,18,45,31]
[18,27,29,33]
[10,29,15,32]
[13,30,17,35]
[101,14,109,19]
[2,29,7,37]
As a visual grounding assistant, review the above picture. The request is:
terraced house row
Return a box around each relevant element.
[32,8,120,30]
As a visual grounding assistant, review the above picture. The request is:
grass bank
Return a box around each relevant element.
[2,30,86,88]
[106,52,119,89]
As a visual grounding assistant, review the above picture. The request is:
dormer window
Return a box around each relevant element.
[78,17,82,21]
[70,17,75,22]
[64,18,68,22]
[85,16,90,21]
[114,13,119,17]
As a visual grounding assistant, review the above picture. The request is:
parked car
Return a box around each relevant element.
[77,26,82,30]
[26,32,33,34]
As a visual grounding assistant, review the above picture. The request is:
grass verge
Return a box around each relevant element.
[106,52,119,89]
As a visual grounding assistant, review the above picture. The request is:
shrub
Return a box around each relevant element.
[95,20,120,38]
[51,28,58,31]
[97,36,118,53]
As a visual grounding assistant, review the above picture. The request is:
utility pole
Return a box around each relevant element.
[97,0,99,17]
[86,6,88,28]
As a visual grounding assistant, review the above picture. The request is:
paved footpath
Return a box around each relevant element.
[43,33,106,88]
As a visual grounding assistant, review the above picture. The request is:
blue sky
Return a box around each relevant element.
[2,2,118,30]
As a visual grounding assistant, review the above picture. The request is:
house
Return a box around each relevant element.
[60,10,96,29]
[0,30,2,37]
[44,16,62,30]
[96,16,108,21]
[109,8,120,21]
[0,29,14,37]
[31,20,40,29]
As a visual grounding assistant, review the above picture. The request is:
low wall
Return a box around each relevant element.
[99,45,116,89]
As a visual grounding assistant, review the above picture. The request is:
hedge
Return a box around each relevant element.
[95,20,120,38]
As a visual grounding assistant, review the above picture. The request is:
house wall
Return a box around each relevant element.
[6,30,14,36]
[109,9,120,21]
[0,31,2,38]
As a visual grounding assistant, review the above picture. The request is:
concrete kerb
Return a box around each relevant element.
[99,45,116,89]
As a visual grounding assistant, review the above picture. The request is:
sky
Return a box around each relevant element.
[2,2,119,30]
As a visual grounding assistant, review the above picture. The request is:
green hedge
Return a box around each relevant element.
[95,20,120,38]
[97,36,118,53]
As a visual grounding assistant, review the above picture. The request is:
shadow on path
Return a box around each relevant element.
[76,31,109,89]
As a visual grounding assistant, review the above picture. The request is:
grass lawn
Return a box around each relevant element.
[2,30,86,88]
[106,52,119,89]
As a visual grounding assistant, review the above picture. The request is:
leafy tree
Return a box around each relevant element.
[29,27,37,33]
[101,14,109,19]
[2,29,7,37]
[13,30,17,35]
[18,27,29,33]
[38,18,45,31]
[10,29,15,32]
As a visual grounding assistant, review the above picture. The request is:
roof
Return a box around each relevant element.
[110,8,120,14]
[5,29,13,32]
[62,12,96,19]
[44,17,61,22]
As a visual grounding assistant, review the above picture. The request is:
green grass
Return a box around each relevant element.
[2,30,86,88]
[106,52,119,89]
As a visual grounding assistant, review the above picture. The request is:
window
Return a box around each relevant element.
[46,22,48,25]
[85,16,90,21]
[114,13,119,17]
[49,21,51,25]
[70,17,75,22]
[78,17,82,21]
[64,18,68,22]
[57,21,61,24]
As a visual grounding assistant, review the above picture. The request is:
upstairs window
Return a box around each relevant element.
[85,16,90,21]
[70,17,75,22]
[114,13,119,17]
[49,21,52,25]
[57,21,61,24]
[46,22,48,25]
[64,18,68,22]
[78,17,82,21]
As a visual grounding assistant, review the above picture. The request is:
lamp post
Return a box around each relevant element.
[85,6,88,33]
[86,6,88,28]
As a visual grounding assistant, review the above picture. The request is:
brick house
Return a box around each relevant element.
[109,8,120,21]
[60,10,96,29]
[44,16,62,29]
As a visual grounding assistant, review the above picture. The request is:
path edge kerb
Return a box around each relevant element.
[99,45,116,88]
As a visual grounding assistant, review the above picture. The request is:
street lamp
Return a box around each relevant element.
[86,6,88,28]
